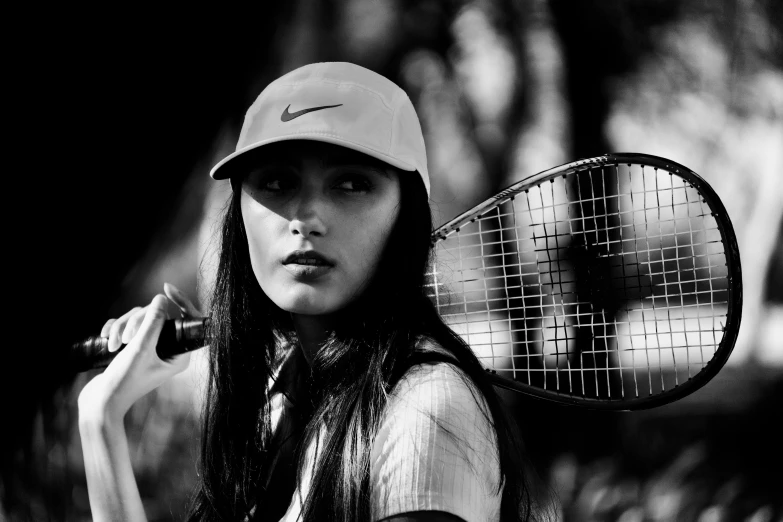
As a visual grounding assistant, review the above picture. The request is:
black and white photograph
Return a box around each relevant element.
[3,1,781,521]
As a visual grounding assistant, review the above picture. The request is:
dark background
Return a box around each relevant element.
[4,2,782,520]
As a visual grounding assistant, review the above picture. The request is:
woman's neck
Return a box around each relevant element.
[290,313,333,365]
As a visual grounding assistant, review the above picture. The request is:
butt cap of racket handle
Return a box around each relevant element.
[157,317,208,360]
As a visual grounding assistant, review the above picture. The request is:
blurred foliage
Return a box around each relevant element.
[3,0,782,520]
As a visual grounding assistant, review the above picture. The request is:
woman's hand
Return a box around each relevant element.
[78,282,200,424]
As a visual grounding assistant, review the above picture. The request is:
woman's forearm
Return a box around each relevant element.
[79,414,148,522]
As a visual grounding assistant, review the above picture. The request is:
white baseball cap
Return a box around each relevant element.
[210,62,430,196]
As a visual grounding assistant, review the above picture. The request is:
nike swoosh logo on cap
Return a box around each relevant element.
[281,104,343,122]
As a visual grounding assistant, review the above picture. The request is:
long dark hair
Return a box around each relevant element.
[187,145,540,521]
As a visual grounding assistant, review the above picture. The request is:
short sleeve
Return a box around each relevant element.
[370,363,503,522]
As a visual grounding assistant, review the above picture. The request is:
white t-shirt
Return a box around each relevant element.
[266,347,503,522]
[368,362,503,521]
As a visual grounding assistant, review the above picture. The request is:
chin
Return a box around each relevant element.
[272,292,341,316]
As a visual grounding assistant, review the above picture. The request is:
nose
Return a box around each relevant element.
[288,192,327,238]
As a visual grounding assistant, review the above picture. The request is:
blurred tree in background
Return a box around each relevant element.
[3,0,781,520]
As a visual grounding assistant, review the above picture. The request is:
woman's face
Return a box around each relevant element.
[240,142,401,316]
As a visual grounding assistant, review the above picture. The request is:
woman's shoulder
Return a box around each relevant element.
[389,338,492,425]
[370,339,503,522]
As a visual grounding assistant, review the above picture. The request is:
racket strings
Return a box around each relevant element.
[427,164,730,401]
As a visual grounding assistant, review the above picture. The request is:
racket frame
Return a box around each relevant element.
[430,153,742,410]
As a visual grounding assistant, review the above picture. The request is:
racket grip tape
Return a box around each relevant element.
[69,317,209,372]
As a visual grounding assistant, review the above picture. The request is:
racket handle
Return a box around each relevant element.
[69,317,209,373]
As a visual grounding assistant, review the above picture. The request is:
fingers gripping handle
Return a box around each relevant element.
[70,317,209,372]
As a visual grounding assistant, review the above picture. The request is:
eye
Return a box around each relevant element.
[244,167,297,193]
[334,173,373,193]
[263,178,284,191]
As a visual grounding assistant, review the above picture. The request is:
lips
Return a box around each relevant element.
[282,250,335,267]
[282,250,334,281]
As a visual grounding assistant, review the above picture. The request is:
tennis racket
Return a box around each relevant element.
[71,153,741,411]
[428,153,741,410]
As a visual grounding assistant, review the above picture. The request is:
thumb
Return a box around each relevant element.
[163,282,201,317]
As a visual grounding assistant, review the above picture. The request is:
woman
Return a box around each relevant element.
[78,62,539,522]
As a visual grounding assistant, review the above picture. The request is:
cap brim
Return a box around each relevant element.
[210,134,417,180]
